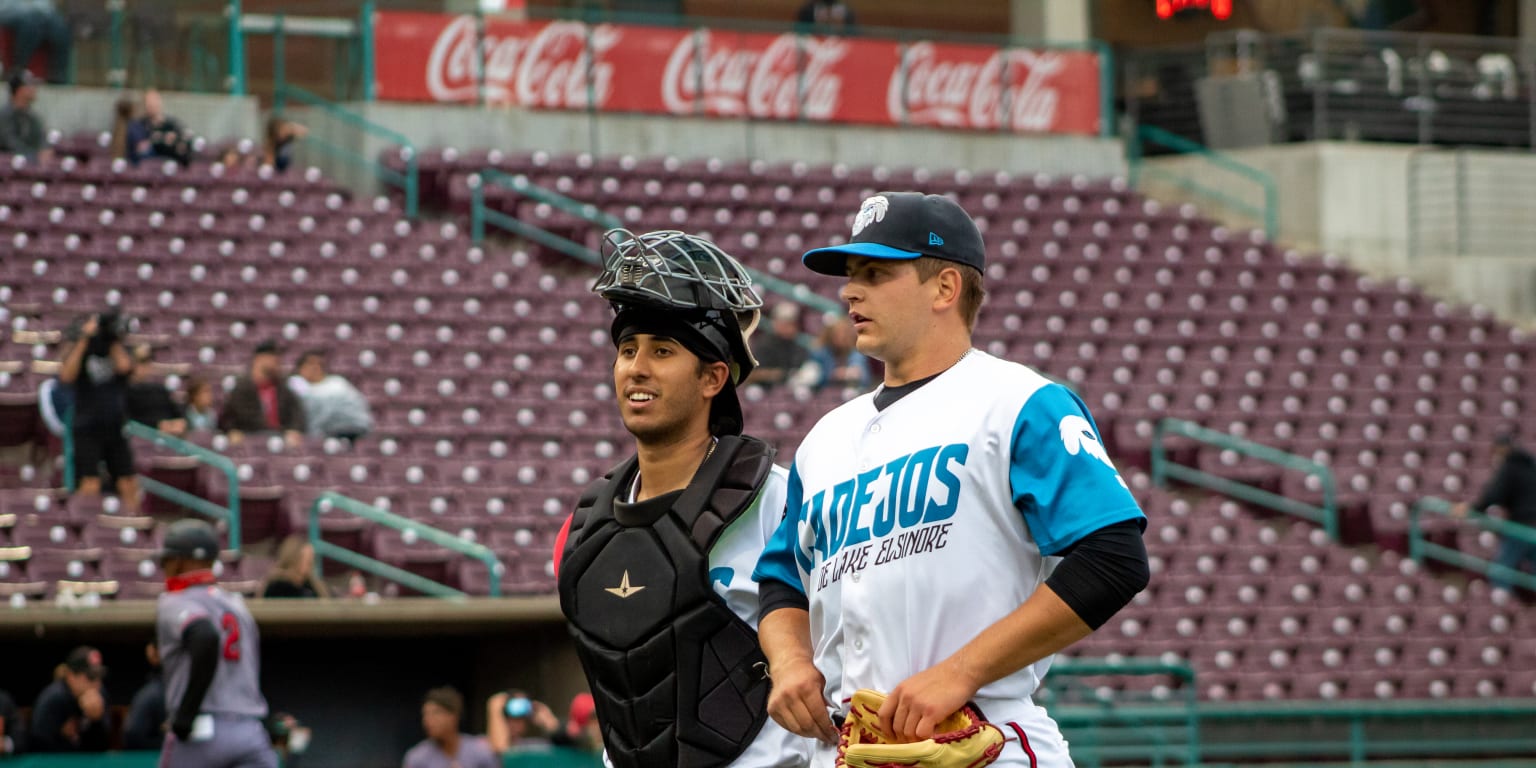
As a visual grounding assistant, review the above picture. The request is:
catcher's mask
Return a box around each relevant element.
[597,229,763,435]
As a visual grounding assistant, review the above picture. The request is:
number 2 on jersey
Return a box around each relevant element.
[220,612,242,661]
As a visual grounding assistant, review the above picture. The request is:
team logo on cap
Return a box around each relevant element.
[852,195,889,236]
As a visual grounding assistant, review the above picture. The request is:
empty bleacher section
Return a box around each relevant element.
[3,133,1535,703]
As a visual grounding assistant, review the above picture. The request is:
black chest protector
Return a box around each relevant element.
[557,435,777,768]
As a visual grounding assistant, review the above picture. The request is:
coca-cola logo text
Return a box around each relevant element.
[661,31,847,119]
[425,17,616,107]
[888,43,1069,131]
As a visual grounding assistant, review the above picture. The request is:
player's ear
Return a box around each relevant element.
[931,266,963,313]
[698,360,729,398]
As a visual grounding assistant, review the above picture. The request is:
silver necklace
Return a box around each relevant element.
[629,437,718,502]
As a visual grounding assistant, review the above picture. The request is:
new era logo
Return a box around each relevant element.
[928,232,945,246]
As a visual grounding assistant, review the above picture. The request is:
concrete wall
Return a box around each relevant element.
[286,102,1125,202]
[1141,140,1536,320]
[32,87,261,145]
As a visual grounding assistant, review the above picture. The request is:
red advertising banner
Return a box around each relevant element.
[818,36,902,126]
[597,24,691,116]
[371,11,1101,135]
[891,42,1101,134]
[372,11,466,102]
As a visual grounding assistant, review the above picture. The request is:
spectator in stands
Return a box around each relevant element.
[124,640,166,750]
[485,689,559,754]
[796,0,857,33]
[60,311,141,513]
[125,344,187,436]
[0,0,71,83]
[1455,430,1536,590]
[561,693,600,752]
[751,302,812,388]
[0,71,47,161]
[405,686,498,768]
[0,687,21,754]
[37,369,70,439]
[219,340,306,446]
[28,646,109,753]
[262,535,328,598]
[806,315,871,390]
[289,350,373,441]
[183,374,217,432]
[263,116,307,173]
[129,88,193,166]
[108,97,134,161]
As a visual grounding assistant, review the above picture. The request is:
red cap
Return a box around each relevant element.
[566,693,596,734]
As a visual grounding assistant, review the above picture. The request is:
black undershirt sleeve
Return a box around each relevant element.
[173,619,220,740]
[1043,519,1150,630]
[758,578,810,620]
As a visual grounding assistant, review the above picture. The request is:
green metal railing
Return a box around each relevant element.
[1411,497,1536,592]
[1047,658,1200,767]
[62,421,242,549]
[1128,125,1279,240]
[123,422,243,550]
[1151,418,1339,541]
[274,83,419,218]
[469,169,842,315]
[307,492,503,598]
[1052,698,1536,766]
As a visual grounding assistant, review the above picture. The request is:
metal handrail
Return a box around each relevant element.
[1151,417,1338,541]
[122,422,244,549]
[469,169,843,316]
[1410,496,1536,592]
[1129,125,1279,239]
[275,83,419,218]
[307,492,503,598]
[1048,657,1200,767]
[63,421,243,548]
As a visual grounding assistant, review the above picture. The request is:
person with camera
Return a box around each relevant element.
[59,311,140,513]
[485,690,560,754]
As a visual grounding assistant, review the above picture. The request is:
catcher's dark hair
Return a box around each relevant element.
[912,257,986,332]
[423,686,463,716]
[296,349,328,367]
[252,340,281,358]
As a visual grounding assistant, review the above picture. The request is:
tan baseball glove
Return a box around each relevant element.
[836,688,1005,768]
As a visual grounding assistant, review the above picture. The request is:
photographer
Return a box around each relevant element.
[485,690,560,754]
[59,311,140,513]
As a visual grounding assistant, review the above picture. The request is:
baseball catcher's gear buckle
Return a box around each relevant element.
[836,689,1005,768]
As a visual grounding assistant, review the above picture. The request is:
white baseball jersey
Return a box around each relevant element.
[753,351,1144,768]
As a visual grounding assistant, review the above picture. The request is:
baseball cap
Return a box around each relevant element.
[65,646,107,680]
[566,693,596,735]
[7,71,39,96]
[157,518,222,562]
[803,192,985,276]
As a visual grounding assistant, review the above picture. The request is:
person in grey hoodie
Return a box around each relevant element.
[288,350,373,442]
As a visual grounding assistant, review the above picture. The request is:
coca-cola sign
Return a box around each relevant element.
[373,11,1101,135]
[890,42,1098,133]
[656,30,847,120]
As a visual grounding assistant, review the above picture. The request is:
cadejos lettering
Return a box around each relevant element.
[803,443,969,562]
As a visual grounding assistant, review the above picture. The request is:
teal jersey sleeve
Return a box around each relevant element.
[1010,383,1145,556]
[752,463,809,595]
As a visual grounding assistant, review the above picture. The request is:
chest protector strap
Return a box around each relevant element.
[559,435,777,768]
